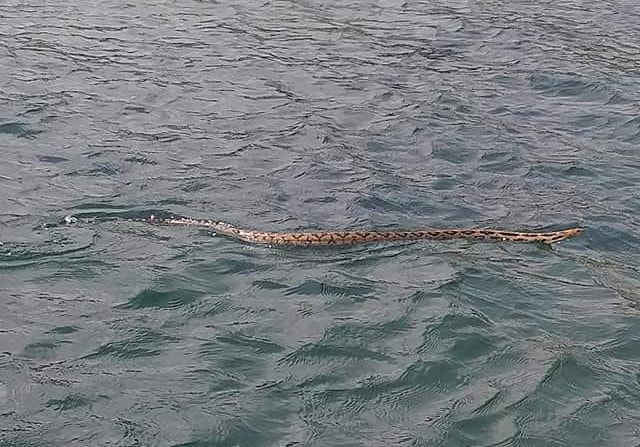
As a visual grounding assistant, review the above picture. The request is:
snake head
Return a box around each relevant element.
[564,228,584,239]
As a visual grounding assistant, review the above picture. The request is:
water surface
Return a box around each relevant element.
[1,0,640,446]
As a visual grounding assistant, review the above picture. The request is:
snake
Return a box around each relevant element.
[139,215,583,246]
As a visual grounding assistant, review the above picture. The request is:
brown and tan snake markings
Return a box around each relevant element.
[143,216,583,246]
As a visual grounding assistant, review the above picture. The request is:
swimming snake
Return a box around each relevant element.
[137,215,583,246]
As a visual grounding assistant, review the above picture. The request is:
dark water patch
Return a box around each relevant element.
[353,194,408,213]
[37,154,71,163]
[315,357,469,421]
[22,340,70,360]
[47,325,81,335]
[45,393,99,412]
[0,121,42,138]
[431,176,461,191]
[296,373,343,390]
[180,180,212,193]
[67,161,125,177]
[423,312,494,342]
[284,279,375,300]
[0,435,50,447]
[184,297,235,319]
[404,289,444,305]
[215,332,285,355]
[469,388,506,417]
[593,325,640,363]
[449,410,518,447]
[0,237,96,270]
[251,279,287,290]
[281,343,392,366]
[477,150,520,174]
[417,300,499,360]
[196,373,244,395]
[430,138,477,165]
[510,352,600,413]
[170,413,286,447]
[124,155,157,166]
[398,359,468,396]
[121,287,206,310]
[321,317,412,345]
[528,73,614,103]
[205,258,269,275]
[83,329,179,360]
[198,339,272,380]
[449,332,500,362]
[485,345,531,369]
[528,162,599,180]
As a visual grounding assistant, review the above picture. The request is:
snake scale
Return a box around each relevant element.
[142,215,583,246]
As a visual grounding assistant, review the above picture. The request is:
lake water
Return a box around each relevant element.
[1,1,640,446]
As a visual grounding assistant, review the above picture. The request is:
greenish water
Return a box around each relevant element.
[1,0,640,446]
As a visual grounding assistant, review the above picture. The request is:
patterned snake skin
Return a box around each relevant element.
[144,216,583,246]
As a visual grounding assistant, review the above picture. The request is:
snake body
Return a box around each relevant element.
[145,216,583,246]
